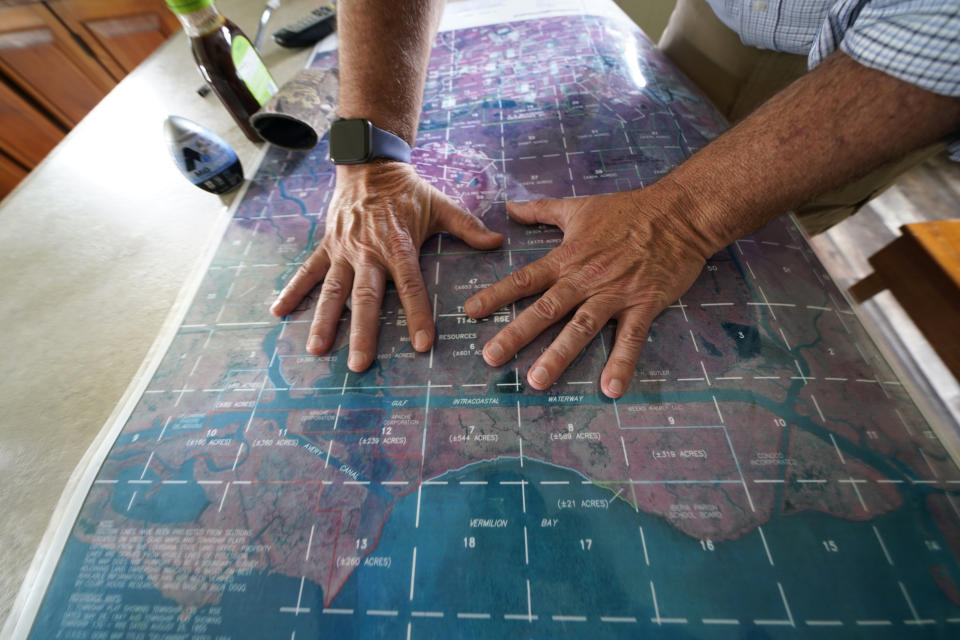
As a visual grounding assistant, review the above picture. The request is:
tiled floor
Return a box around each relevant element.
[809,153,960,453]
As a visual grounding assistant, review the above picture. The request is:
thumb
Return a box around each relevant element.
[434,195,504,250]
[506,198,570,229]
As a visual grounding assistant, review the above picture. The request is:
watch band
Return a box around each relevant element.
[370,123,412,163]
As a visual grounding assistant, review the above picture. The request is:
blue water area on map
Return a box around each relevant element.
[32,456,960,638]
[30,536,323,639]
[30,537,179,639]
[287,458,959,639]
[111,458,209,524]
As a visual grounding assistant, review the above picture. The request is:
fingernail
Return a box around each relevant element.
[530,366,549,387]
[414,330,430,352]
[307,335,324,353]
[348,351,367,370]
[608,378,624,396]
[484,342,504,363]
[270,299,282,314]
[464,298,480,316]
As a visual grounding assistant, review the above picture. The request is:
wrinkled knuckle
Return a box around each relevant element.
[548,341,573,362]
[610,353,637,370]
[497,324,523,349]
[552,243,574,264]
[509,267,534,291]
[321,278,346,300]
[618,323,648,348]
[563,270,590,294]
[350,245,371,262]
[579,260,607,283]
[396,273,425,297]
[385,230,416,257]
[591,293,622,310]
[352,284,381,305]
[568,311,599,337]
[630,290,667,315]
[531,295,562,322]
[552,247,580,272]
[457,210,482,229]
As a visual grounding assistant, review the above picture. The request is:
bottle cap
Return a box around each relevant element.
[164,0,213,15]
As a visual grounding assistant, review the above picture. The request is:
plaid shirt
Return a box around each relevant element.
[707,0,959,154]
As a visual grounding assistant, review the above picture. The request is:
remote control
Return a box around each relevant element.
[273,4,336,48]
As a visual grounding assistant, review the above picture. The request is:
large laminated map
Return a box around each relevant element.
[9,1,960,638]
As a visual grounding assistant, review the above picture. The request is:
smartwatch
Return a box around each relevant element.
[329,118,412,164]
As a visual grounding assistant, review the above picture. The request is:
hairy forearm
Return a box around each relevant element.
[337,0,445,144]
[658,52,960,250]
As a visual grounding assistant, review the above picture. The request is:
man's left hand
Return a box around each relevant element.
[464,187,718,398]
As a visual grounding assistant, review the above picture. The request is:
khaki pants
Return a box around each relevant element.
[658,0,945,234]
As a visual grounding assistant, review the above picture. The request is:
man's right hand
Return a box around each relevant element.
[270,162,503,372]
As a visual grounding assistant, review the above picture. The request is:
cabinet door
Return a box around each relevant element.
[0,3,115,128]
[45,0,180,79]
[0,77,64,169]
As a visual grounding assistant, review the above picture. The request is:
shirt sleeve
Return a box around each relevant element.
[810,0,960,157]
[810,0,960,96]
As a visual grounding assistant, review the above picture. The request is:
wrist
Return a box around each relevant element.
[335,159,411,177]
[637,175,731,259]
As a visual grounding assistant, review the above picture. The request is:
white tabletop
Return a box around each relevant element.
[0,0,318,625]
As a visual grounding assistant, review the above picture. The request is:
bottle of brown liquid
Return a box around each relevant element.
[165,0,278,142]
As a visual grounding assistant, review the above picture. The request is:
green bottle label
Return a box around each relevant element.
[164,0,213,14]
[231,35,279,106]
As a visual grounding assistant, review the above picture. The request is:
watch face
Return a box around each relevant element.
[330,119,372,164]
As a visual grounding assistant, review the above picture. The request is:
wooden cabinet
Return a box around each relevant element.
[0,0,178,199]
[46,0,180,78]
[0,74,66,169]
[0,2,116,129]
[0,149,29,196]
